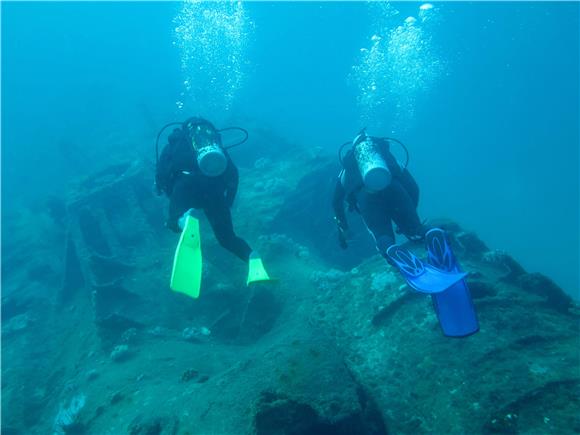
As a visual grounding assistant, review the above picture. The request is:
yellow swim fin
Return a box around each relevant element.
[247,253,271,286]
[170,215,202,298]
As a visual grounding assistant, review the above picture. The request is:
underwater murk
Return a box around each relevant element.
[1,1,578,434]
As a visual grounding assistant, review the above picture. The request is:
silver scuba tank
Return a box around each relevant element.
[189,123,227,177]
[196,143,227,177]
[353,134,391,192]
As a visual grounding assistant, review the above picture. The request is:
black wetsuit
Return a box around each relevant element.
[332,137,426,258]
[156,127,252,262]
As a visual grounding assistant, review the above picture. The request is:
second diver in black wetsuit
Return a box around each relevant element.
[332,130,479,338]
[156,117,254,262]
[332,129,428,262]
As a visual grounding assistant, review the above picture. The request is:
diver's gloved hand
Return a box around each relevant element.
[334,217,350,250]
[395,221,428,243]
[154,182,164,197]
[338,231,348,250]
[178,208,202,231]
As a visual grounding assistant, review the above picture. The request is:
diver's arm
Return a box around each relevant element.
[224,161,239,208]
[155,144,174,196]
[332,172,348,230]
[168,176,206,232]
[167,177,191,233]
[156,128,186,196]
[332,173,350,249]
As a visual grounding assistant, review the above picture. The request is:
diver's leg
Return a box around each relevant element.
[359,193,396,261]
[168,177,199,232]
[204,203,252,262]
[388,179,427,242]
[399,169,420,208]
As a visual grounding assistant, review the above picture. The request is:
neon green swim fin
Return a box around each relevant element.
[170,215,202,298]
[247,252,271,286]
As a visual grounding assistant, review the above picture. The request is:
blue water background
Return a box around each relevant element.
[2,2,578,297]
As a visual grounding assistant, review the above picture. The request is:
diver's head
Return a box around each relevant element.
[184,118,227,177]
[352,128,368,148]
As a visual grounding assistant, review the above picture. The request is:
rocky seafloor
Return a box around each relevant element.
[2,131,579,434]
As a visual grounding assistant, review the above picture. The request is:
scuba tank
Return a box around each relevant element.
[352,131,392,192]
[184,118,227,177]
[155,117,249,187]
[338,130,410,193]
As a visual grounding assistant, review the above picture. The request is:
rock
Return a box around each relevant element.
[482,250,526,282]
[53,394,86,435]
[147,326,169,337]
[110,345,130,362]
[86,370,99,382]
[468,280,497,299]
[110,391,123,405]
[270,159,376,268]
[180,369,199,383]
[121,327,138,344]
[4,155,578,435]
[254,393,319,435]
[516,273,573,314]
[455,231,489,258]
[321,269,345,282]
[1,314,30,337]
[1,296,32,325]
[311,269,348,292]
[370,271,397,292]
[197,374,210,384]
[253,157,272,169]
[94,406,105,418]
[314,239,580,434]
[253,390,386,435]
[96,314,143,349]
[181,326,211,343]
[1,426,22,435]
[127,415,179,435]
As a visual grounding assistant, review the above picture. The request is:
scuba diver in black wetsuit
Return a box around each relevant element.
[156,117,251,260]
[332,129,479,338]
[332,129,428,262]
[155,117,270,293]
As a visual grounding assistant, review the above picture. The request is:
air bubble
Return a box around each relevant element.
[173,0,252,113]
[351,3,445,130]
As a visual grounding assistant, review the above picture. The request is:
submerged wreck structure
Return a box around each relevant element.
[2,132,579,434]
